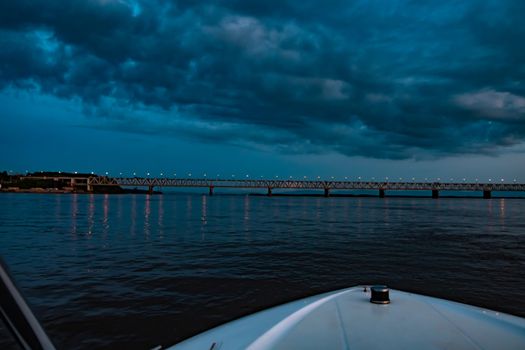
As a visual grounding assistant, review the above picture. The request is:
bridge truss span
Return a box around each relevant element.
[87,177,525,193]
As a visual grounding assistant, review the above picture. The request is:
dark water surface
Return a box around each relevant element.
[1,193,524,349]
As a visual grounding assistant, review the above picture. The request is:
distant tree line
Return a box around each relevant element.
[0,171,147,193]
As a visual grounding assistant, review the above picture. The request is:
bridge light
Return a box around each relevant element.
[317,176,321,179]
[501,178,504,182]
[119,172,123,176]
[276,175,279,178]
[514,179,517,182]
[188,173,192,177]
[437,178,440,181]
[475,178,478,182]
[412,177,415,181]
[160,173,164,176]
[147,172,150,176]
[105,172,109,175]
[216,174,220,178]
[463,178,466,181]
[399,177,402,181]
[358,176,361,180]
[331,176,335,179]
[91,171,94,175]
[246,174,249,178]
[203,173,207,177]
[290,176,293,179]
[74,171,78,174]
[133,172,136,176]
[344,176,348,180]
[304,176,307,179]
[232,174,235,178]
[385,177,389,180]
[488,178,492,182]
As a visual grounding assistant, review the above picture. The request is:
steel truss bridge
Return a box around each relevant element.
[84,177,525,198]
[22,176,525,198]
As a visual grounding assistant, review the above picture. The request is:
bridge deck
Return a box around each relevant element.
[83,177,525,192]
[21,176,525,192]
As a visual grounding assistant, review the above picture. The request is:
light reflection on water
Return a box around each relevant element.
[0,193,524,349]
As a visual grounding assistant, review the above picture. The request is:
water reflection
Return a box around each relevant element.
[200,195,207,240]
[54,194,62,221]
[117,194,123,222]
[243,195,251,240]
[130,195,137,237]
[186,195,193,225]
[144,195,151,238]
[243,195,250,223]
[71,193,78,238]
[315,198,322,221]
[499,199,506,229]
[158,194,164,239]
[201,195,207,226]
[102,194,110,237]
[383,198,390,226]
[354,199,362,233]
[88,194,95,237]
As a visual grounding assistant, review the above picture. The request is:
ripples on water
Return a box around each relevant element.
[0,193,524,349]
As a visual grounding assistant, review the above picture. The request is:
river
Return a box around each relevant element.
[1,193,524,349]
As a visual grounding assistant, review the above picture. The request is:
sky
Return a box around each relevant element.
[1,0,524,181]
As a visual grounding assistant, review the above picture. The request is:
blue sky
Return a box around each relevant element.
[1,1,524,181]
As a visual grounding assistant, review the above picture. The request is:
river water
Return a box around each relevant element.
[0,193,524,349]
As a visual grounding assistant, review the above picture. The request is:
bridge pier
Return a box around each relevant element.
[85,179,93,192]
[324,188,330,197]
[432,190,439,199]
[209,186,214,196]
[379,189,385,198]
[267,187,272,196]
[148,185,153,195]
[483,190,492,199]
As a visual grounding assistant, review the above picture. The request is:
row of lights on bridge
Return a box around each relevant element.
[10,170,520,183]
[123,174,519,183]
[94,171,521,183]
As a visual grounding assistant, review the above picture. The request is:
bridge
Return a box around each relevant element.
[64,176,525,198]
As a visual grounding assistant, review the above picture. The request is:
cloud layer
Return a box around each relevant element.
[1,0,524,159]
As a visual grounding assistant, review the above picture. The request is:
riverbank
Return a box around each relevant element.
[0,187,162,195]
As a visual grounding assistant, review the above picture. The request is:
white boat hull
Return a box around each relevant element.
[169,286,525,350]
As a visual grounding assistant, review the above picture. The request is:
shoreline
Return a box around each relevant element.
[0,188,162,195]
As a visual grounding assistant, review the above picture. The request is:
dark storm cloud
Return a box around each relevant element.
[1,0,524,159]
